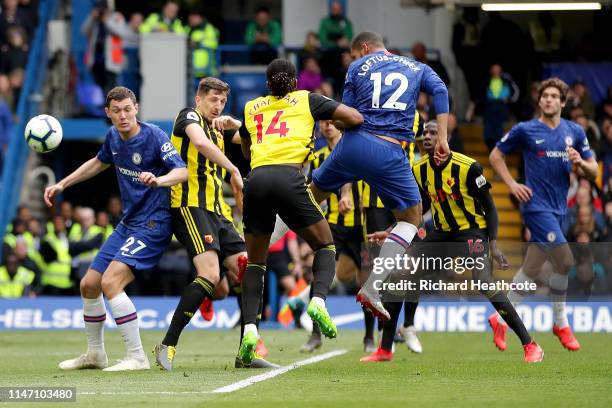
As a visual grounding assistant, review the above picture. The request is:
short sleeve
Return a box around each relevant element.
[496,124,524,154]
[466,162,491,195]
[173,108,201,138]
[96,131,113,164]
[574,125,594,160]
[155,127,185,170]
[308,93,340,121]
[341,64,356,107]
[239,121,250,139]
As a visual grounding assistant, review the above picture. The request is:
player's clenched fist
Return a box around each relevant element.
[139,171,159,187]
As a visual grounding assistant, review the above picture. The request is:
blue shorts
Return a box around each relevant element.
[312,130,420,211]
[90,221,172,273]
[523,211,567,244]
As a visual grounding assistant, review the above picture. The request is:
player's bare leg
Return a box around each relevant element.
[59,269,108,370]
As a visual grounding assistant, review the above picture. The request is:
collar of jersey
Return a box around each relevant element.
[428,151,453,170]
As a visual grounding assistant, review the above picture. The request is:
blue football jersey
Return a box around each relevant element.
[342,50,447,142]
[97,121,186,227]
[496,118,593,215]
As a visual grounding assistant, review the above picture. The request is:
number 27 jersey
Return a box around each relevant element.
[343,50,446,143]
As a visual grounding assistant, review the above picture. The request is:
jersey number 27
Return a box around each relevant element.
[370,72,408,110]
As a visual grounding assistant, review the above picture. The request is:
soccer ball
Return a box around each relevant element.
[24,114,63,153]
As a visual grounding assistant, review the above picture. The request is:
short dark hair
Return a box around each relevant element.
[197,77,230,96]
[351,31,385,50]
[538,77,569,102]
[105,86,137,107]
[266,59,297,97]
[255,6,270,14]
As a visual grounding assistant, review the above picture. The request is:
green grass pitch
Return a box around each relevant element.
[1,329,611,407]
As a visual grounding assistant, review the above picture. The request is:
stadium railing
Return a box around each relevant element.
[0,0,59,262]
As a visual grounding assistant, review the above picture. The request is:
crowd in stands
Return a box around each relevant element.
[0,0,38,168]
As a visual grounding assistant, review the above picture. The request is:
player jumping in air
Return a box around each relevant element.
[46,87,188,371]
[268,32,450,319]
[238,59,363,365]
[489,78,598,352]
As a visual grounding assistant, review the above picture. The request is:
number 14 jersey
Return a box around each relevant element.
[240,90,339,169]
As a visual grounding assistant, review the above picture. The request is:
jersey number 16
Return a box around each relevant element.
[370,72,408,110]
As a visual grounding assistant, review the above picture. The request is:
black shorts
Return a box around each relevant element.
[419,228,491,279]
[171,207,246,261]
[267,251,292,279]
[364,207,395,234]
[243,165,325,235]
[331,224,363,268]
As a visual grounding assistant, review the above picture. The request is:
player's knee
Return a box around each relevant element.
[213,278,229,300]
[79,270,102,298]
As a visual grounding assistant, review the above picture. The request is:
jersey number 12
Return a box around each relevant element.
[370,72,408,110]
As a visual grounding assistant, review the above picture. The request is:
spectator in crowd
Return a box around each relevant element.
[0,0,34,45]
[106,195,122,227]
[529,11,563,61]
[139,1,185,34]
[0,73,13,109]
[80,1,131,95]
[0,86,12,164]
[318,0,353,49]
[411,41,451,88]
[564,80,596,119]
[480,63,519,151]
[520,81,541,121]
[598,121,612,189]
[318,1,352,89]
[188,10,219,81]
[266,231,302,322]
[573,112,600,151]
[60,200,75,232]
[452,7,481,119]
[0,26,28,75]
[597,96,612,125]
[447,112,463,154]
[0,250,36,298]
[95,210,113,240]
[244,6,281,65]
[67,207,104,281]
[567,204,606,242]
[297,56,322,92]
[300,31,321,65]
[39,214,73,295]
[120,12,142,98]
[7,66,22,100]
[314,81,334,98]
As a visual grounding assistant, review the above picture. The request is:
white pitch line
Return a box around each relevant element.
[78,349,347,396]
[212,349,347,393]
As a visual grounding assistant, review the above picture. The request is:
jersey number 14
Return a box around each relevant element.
[254,111,290,143]
[370,72,408,110]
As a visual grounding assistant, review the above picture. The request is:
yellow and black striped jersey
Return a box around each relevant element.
[311,146,362,227]
[240,91,340,169]
[412,152,489,232]
[361,110,421,209]
[170,107,230,216]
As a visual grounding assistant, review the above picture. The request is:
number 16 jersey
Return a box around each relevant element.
[240,90,339,169]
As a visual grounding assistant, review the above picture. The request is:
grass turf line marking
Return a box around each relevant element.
[212,349,347,393]
[78,349,347,396]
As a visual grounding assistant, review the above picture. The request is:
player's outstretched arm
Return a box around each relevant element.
[489,147,532,203]
[139,167,188,188]
[44,157,110,207]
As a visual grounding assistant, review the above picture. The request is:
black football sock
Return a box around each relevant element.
[488,291,532,345]
[403,301,418,328]
[381,301,402,352]
[363,306,374,340]
[163,276,215,346]
[311,244,336,300]
[241,263,266,325]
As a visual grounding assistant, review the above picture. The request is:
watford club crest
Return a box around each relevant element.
[204,235,214,244]
[446,177,455,188]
